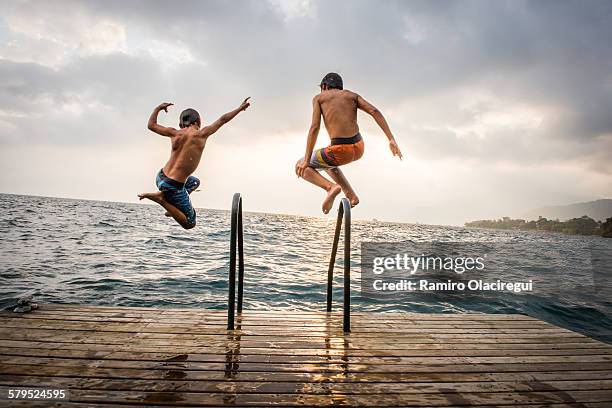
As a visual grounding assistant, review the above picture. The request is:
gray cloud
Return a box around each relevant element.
[2,1,610,141]
[0,0,610,223]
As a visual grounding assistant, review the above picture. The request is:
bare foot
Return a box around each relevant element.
[138,191,165,204]
[322,185,342,214]
[347,194,360,208]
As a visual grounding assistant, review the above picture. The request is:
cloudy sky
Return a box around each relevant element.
[0,0,610,225]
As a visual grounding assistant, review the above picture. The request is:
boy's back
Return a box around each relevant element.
[317,89,359,139]
[164,127,207,183]
[296,72,402,213]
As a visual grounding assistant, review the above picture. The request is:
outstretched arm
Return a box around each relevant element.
[357,95,403,159]
[296,96,322,178]
[147,102,178,137]
[198,97,251,138]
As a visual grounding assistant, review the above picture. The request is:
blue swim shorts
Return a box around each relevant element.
[155,169,200,228]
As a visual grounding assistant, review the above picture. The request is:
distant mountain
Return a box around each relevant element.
[522,199,612,222]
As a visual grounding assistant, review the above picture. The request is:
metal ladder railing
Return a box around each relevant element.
[226,193,351,332]
[326,198,351,332]
[227,193,244,330]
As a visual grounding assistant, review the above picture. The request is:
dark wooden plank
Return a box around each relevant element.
[0,313,558,326]
[0,337,610,350]
[4,361,612,377]
[3,339,609,357]
[15,304,540,320]
[0,333,598,351]
[2,314,561,330]
[4,402,611,408]
[4,369,612,384]
[0,324,589,340]
[3,352,612,370]
[4,404,611,408]
[0,319,574,337]
[5,404,612,408]
[2,374,612,394]
[0,335,597,352]
[3,346,611,363]
[12,307,538,321]
[1,388,611,406]
[9,309,549,322]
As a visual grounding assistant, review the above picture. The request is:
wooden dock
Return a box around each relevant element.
[1,304,611,407]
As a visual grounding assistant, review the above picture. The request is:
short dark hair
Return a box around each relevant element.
[320,72,343,90]
[179,108,200,128]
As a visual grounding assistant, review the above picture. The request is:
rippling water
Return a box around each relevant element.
[1,193,611,343]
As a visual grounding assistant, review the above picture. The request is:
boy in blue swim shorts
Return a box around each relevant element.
[139,98,251,229]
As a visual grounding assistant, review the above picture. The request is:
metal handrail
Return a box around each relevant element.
[227,193,245,330]
[326,197,351,332]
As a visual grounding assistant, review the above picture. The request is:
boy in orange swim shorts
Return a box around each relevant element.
[295,73,403,213]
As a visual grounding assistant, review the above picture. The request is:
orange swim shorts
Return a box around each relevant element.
[309,133,364,169]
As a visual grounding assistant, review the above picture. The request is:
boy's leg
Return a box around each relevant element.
[295,158,341,214]
[325,167,359,207]
[162,176,200,217]
[185,176,201,194]
[138,191,190,227]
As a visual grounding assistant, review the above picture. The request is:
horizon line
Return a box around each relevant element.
[0,191,446,227]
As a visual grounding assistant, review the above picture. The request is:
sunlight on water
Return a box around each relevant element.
[0,193,610,343]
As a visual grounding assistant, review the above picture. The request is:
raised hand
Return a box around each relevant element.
[158,102,174,112]
[239,97,251,112]
[389,139,403,160]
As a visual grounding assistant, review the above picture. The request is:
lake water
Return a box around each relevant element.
[1,193,610,343]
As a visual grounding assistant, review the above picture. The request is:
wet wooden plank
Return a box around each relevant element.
[4,319,554,333]
[3,345,611,361]
[6,404,612,408]
[14,305,541,321]
[4,339,610,356]
[3,353,612,369]
[0,367,612,386]
[2,374,612,394]
[1,330,596,349]
[30,304,539,317]
[4,361,612,377]
[2,314,560,330]
[1,388,612,406]
[0,305,610,407]
[0,319,574,336]
[5,403,612,408]
[0,318,587,339]
[16,308,538,321]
